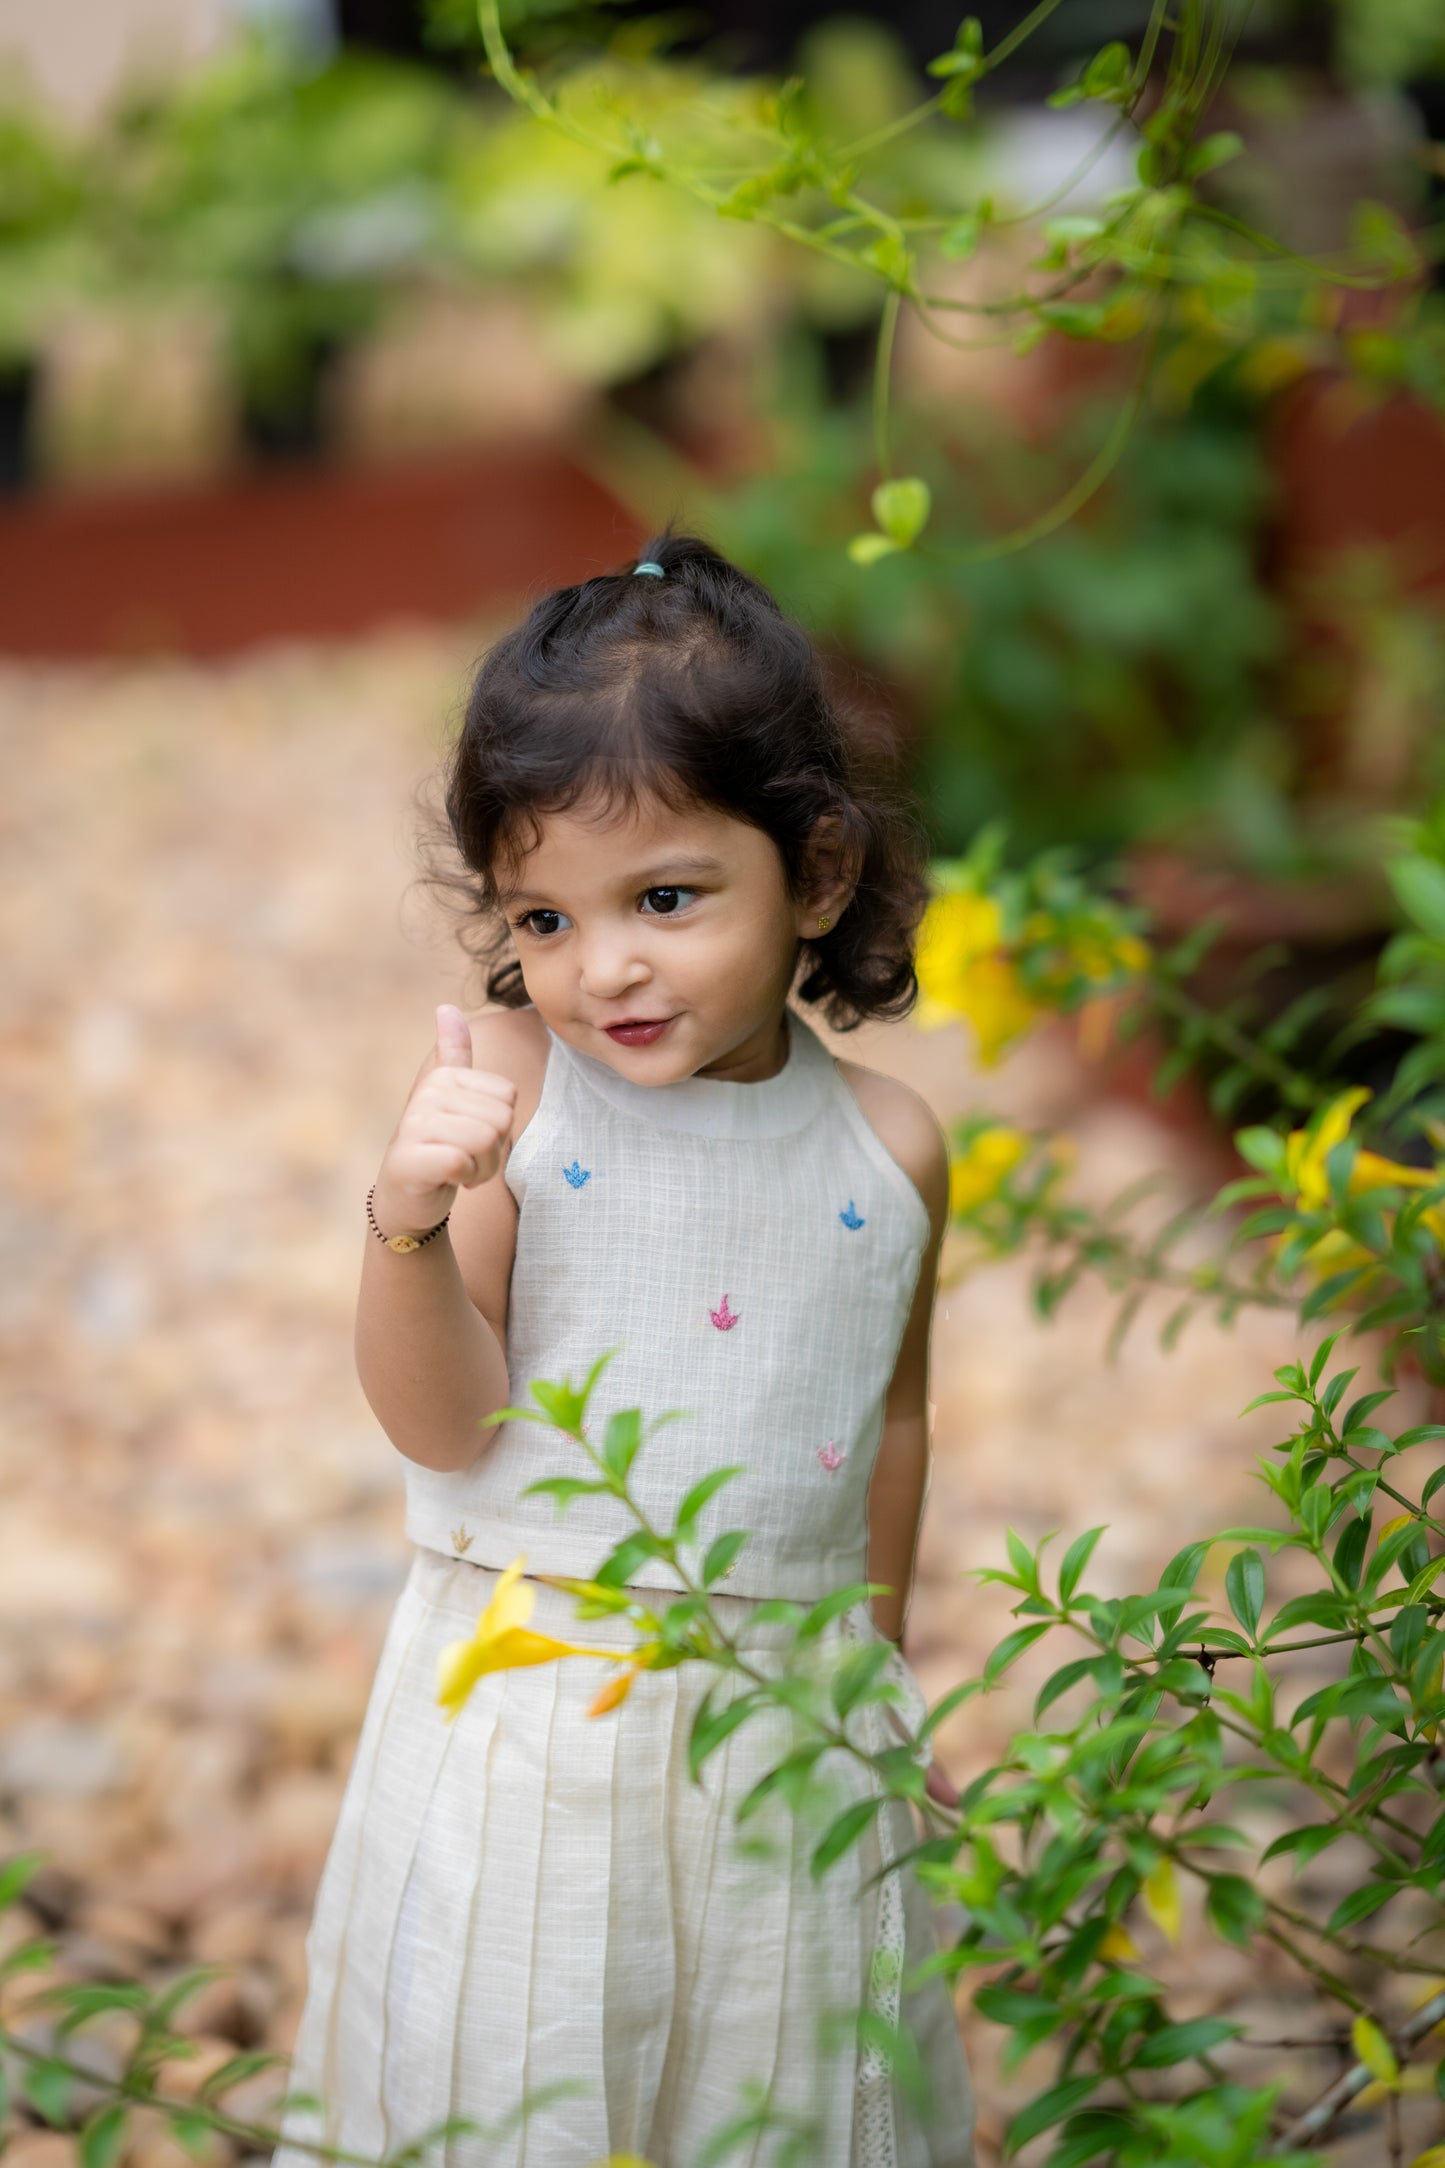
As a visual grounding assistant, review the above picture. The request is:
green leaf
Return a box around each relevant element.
[862,236,915,289]
[1387,854,1445,941]
[940,212,983,259]
[1225,1548,1264,1636]
[1391,1602,1429,1669]
[1261,1823,1346,1869]
[871,477,932,547]
[79,2104,130,2168]
[832,1641,893,1716]
[163,2109,221,2157]
[1059,1525,1105,1603]
[674,1465,746,1539]
[1133,2016,1239,2066]
[848,532,900,567]
[1233,1124,1290,1179]
[926,16,983,79]
[1158,1540,1211,1593]
[601,1408,643,1482]
[811,1795,884,1877]
[984,1622,1051,1685]
[687,1684,767,1779]
[1299,1485,1334,1542]
[1185,130,1243,177]
[975,1985,1062,2027]
[1082,40,1131,95]
[1035,1657,1105,1719]
[1204,1872,1265,1945]
[23,2059,73,2128]
[702,1530,748,1586]
[519,1476,611,1511]
[0,1849,46,1911]
[1004,2075,1098,2153]
[918,1678,986,1739]
[1352,199,1424,280]
[797,1584,884,1641]
[1328,1880,1400,1931]
[734,1744,824,1823]
[593,1531,669,1587]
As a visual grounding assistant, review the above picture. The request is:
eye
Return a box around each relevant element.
[514,908,570,938]
[639,886,697,917]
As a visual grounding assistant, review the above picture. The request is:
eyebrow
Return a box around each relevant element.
[499,855,728,907]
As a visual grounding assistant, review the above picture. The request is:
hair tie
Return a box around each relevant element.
[633,561,665,578]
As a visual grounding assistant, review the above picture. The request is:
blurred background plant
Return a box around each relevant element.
[5,2,1445,2163]
[9,0,1439,1132]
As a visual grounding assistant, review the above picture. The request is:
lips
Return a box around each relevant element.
[602,1017,674,1046]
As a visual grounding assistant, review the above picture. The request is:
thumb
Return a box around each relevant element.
[434,1003,474,1070]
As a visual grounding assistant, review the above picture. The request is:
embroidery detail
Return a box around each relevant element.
[563,1160,592,1189]
[817,1441,844,1472]
[451,1524,474,1555]
[839,1199,866,1230]
[709,1295,740,1332]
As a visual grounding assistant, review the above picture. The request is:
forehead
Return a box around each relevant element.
[502,790,779,892]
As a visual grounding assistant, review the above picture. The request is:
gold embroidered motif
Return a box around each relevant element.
[452,1524,474,1555]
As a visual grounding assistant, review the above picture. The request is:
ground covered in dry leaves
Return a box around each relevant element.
[0,630,1435,2166]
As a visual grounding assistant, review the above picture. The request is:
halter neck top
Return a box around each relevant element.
[401,1007,931,1600]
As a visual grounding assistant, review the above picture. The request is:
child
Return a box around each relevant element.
[272,530,976,2168]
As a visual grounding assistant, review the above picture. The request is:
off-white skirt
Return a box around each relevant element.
[270,1546,975,2168]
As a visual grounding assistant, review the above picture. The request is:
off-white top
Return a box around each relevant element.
[402,1006,932,1599]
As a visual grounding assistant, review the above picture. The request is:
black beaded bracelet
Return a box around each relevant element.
[367,1183,451,1254]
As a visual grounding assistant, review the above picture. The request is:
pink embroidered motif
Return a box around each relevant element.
[817,1440,844,1471]
[709,1295,740,1332]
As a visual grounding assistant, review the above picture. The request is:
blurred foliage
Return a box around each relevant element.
[705,335,1292,868]
[0,18,787,426]
[1332,0,1445,89]
[10,805,1445,2161]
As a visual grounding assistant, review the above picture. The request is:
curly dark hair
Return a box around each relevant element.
[410,523,928,1031]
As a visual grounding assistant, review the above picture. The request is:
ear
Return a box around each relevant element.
[794,810,858,937]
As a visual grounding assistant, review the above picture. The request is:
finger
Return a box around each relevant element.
[422,1071,517,1111]
[434,1003,474,1072]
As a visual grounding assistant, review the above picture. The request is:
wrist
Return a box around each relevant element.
[367,1182,452,1252]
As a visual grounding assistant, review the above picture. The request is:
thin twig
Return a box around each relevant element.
[1271,1988,1445,2153]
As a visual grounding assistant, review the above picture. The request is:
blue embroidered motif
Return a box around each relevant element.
[563,1161,592,1189]
[839,1200,866,1230]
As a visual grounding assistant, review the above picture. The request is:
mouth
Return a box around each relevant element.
[601,1016,675,1047]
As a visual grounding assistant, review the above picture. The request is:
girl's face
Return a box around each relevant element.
[496,790,837,1084]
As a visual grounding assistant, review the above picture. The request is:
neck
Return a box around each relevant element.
[693,1008,790,1084]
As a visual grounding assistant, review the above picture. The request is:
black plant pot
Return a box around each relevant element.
[239,332,344,466]
[0,361,36,494]
[1404,76,1445,293]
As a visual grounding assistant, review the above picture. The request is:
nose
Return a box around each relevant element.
[576,924,650,1003]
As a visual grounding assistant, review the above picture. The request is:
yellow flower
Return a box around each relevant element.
[918,891,1005,996]
[950,1125,1030,1214]
[585,1642,664,1719]
[1282,1087,1372,1210]
[1140,1857,1182,1945]
[435,1555,610,1724]
[916,892,1042,1063]
[1281,1086,1445,1282]
[956,955,1041,1066]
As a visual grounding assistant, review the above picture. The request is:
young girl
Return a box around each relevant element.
[273,531,976,2168]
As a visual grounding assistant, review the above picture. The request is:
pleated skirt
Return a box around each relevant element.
[270,1546,976,2168]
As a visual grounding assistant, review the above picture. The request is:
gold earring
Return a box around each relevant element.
[817,914,832,934]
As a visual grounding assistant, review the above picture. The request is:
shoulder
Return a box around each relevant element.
[833,1056,949,1234]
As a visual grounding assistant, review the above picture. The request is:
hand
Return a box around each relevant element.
[923,1759,960,1810]
[372,1004,518,1238]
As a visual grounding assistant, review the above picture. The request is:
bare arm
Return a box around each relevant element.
[355,1004,548,1474]
[838,1062,950,1647]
